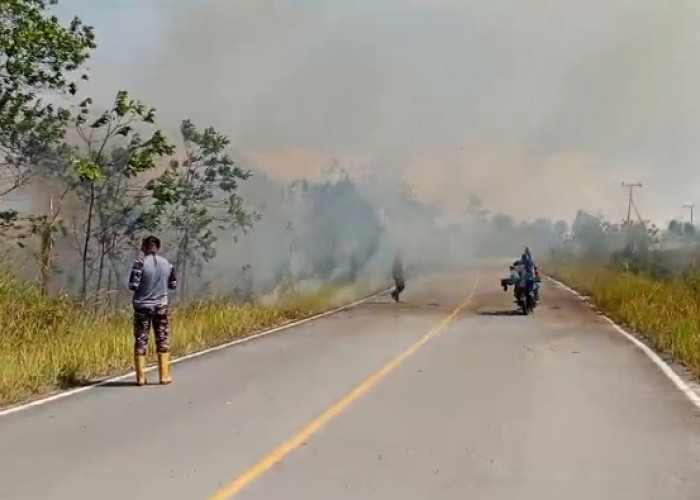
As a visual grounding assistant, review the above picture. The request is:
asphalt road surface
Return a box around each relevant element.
[2,265,700,499]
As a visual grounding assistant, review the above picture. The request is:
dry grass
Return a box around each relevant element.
[0,272,385,408]
[551,264,700,379]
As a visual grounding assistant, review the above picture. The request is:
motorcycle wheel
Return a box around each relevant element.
[518,294,528,315]
[525,294,535,314]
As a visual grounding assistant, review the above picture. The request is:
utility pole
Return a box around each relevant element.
[621,182,643,224]
[684,203,695,225]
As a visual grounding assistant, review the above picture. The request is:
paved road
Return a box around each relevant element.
[2,265,700,499]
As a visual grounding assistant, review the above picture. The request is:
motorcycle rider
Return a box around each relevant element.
[520,246,534,274]
[509,262,520,281]
[532,265,541,301]
[520,246,539,302]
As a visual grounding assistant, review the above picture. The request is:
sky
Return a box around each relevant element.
[52,0,700,226]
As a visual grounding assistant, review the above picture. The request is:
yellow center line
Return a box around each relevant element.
[208,274,481,500]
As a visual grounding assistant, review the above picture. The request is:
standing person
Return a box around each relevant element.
[128,235,177,386]
[390,251,405,302]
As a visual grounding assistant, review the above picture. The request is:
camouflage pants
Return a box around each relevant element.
[133,305,171,355]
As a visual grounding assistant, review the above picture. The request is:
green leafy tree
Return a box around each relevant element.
[146,120,256,299]
[0,0,95,198]
[61,90,174,302]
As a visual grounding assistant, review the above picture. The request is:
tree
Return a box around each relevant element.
[666,219,698,245]
[570,210,608,260]
[553,220,568,241]
[146,120,256,299]
[0,0,95,199]
[289,177,382,283]
[30,195,64,295]
[61,90,174,302]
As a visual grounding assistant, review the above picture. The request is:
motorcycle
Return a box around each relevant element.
[514,277,537,315]
[500,271,540,315]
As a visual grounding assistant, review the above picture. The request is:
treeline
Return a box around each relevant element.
[465,195,700,281]
[208,165,452,302]
[0,0,255,306]
[0,1,465,308]
[549,210,700,279]
[0,1,580,307]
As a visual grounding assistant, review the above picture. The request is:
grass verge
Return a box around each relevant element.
[550,264,700,380]
[0,273,386,408]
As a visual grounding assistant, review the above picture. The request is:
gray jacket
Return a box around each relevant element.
[128,253,177,308]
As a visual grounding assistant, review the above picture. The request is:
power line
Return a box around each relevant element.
[684,203,695,225]
[621,182,643,225]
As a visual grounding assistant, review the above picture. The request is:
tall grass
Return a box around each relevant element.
[551,264,700,379]
[0,272,383,408]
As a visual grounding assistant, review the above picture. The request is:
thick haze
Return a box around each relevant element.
[57,0,700,225]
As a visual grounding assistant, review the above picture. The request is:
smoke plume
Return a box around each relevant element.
[33,0,700,295]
